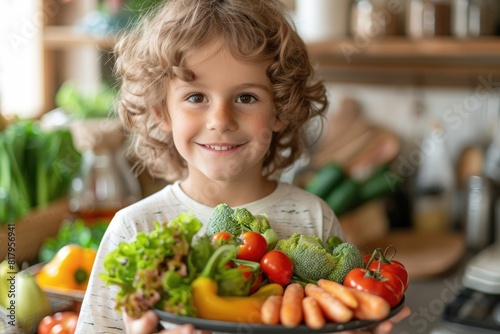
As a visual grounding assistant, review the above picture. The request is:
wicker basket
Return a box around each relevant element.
[0,197,71,264]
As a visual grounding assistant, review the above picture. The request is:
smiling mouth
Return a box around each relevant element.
[203,144,240,151]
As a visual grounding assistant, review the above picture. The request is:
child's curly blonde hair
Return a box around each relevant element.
[115,0,328,181]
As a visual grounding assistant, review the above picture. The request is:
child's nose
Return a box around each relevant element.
[206,102,237,133]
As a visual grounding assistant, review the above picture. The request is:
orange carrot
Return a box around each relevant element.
[304,284,353,323]
[280,283,304,327]
[302,296,326,329]
[317,279,358,309]
[261,295,283,325]
[348,287,391,321]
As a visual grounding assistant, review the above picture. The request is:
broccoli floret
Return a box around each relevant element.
[234,209,271,233]
[205,204,241,237]
[234,208,277,249]
[276,233,337,281]
[328,242,364,283]
[324,235,343,253]
[247,214,271,233]
[233,208,255,229]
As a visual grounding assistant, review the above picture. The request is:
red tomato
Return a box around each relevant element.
[212,232,232,242]
[260,250,294,286]
[368,259,409,292]
[364,247,409,292]
[38,312,78,334]
[237,232,268,262]
[237,265,263,295]
[343,268,404,307]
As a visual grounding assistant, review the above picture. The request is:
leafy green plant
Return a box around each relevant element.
[55,81,116,119]
[0,120,82,224]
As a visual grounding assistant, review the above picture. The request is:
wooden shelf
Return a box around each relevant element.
[308,37,500,59]
[307,37,500,86]
[43,26,117,50]
[42,27,500,87]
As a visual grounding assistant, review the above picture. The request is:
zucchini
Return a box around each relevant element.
[305,163,344,199]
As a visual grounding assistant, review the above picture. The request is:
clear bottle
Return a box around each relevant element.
[413,119,456,233]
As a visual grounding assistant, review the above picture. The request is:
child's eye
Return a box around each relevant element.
[187,93,206,103]
[236,94,257,104]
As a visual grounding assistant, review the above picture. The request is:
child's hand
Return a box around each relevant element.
[157,325,197,334]
[340,306,411,334]
[123,309,211,334]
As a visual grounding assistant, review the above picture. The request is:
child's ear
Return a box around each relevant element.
[154,106,172,132]
[271,116,285,132]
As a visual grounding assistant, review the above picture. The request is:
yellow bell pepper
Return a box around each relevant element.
[36,244,97,291]
[191,244,284,323]
[192,277,283,323]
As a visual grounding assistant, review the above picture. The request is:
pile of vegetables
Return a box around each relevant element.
[0,119,82,224]
[100,204,408,329]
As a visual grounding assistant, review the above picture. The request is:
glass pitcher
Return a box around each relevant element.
[69,119,141,224]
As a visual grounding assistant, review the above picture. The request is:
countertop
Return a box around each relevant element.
[393,250,499,334]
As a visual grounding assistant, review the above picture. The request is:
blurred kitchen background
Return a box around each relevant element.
[1,1,500,333]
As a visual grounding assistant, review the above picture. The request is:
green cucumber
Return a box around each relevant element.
[305,163,344,199]
[325,178,359,216]
[357,165,402,203]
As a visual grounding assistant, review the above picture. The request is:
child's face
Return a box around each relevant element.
[163,40,284,186]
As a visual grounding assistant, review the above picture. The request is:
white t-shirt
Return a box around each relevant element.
[75,181,343,333]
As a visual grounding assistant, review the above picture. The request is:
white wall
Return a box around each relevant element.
[325,82,500,165]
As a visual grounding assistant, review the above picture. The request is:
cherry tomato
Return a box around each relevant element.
[212,232,232,242]
[237,232,268,262]
[343,268,404,307]
[38,311,78,334]
[260,250,294,286]
[237,265,263,295]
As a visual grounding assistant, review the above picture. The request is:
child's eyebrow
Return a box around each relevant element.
[174,82,272,93]
[237,83,272,93]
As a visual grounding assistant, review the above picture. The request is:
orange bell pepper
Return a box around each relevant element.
[36,244,96,291]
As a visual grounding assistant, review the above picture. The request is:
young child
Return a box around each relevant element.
[76,0,409,333]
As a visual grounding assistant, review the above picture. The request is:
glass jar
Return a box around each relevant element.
[407,0,452,38]
[351,0,403,38]
[454,0,498,38]
[295,0,350,42]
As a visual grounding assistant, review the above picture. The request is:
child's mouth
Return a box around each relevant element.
[203,144,241,151]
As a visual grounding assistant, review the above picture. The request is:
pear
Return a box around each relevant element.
[14,271,52,333]
[0,259,19,308]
